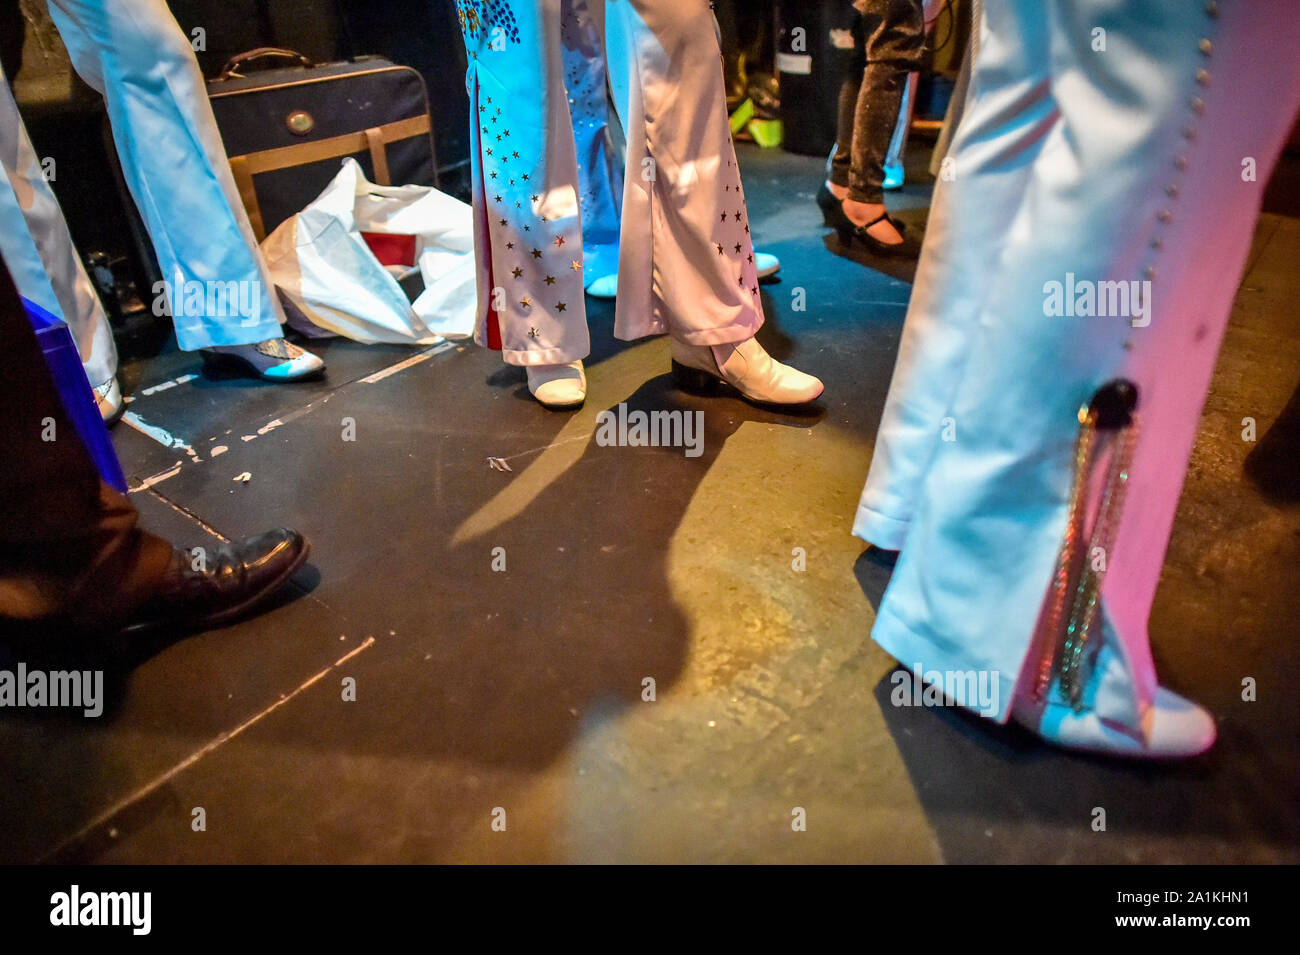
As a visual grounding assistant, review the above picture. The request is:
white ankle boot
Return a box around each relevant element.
[1018,686,1216,759]
[1014,637,1216,759]
[671,337,823,405]
[526,360,586,408]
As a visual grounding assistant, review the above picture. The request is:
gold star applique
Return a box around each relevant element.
[716,244,724,255]
[554,236,565,247]
[545,275,556,285]
[720,212,727,223]
[498,218,507,226]
[571,260,582,271]
[738,277,745,287]
[490,171,497,179]
[734,211,742,222]
[528,326,540,338]
[746,254,753,263]
[506,242,514,249]
[530,194,539,202]
[486,148,493,156]
[522,173,530,181]
[494,195,502,203]
[531,248,543,258]
[734,243,742,253]
[556,302,567,312]
[512,267,523,278]
[520,296,532,307]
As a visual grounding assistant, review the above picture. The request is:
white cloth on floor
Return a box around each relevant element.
[261,159,477,345]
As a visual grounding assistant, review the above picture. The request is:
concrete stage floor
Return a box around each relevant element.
[2,144,1297,864]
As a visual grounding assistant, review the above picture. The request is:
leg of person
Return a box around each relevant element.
[840,0,925,250]
[881,0,946,190]
[881,73,913,190]
[457,0,590,408]
[0,256,310,637]
[0,63,121,422]
[852,0,1051,550]
[45,0,322,382]
[0,259,169,632]
[593,1,780,302]
[870,0,1300,758]
[562,0,623,293]
[828,12,867,203]
[608,0,821,405]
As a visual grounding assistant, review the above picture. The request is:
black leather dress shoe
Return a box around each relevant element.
[119,529,309,636]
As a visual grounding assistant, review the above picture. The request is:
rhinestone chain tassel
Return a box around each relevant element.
[1034,405,1141,709]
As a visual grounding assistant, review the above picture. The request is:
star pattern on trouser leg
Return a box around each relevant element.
[472,74,594,346]
[708,153,760,307]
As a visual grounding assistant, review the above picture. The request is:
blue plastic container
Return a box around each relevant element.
[23,297,128,493]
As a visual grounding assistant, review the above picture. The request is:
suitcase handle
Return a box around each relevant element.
[215,48,317,81]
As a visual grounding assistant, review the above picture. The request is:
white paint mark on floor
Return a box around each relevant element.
[361,340,455,385]
[138,372,200,397]
[122,411,195,456]
[128,462,182,492]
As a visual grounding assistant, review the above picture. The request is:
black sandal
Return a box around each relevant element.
[837,210,912,256]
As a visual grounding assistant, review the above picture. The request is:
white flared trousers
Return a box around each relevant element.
[460,0,764,366]
[854,0,1300,732]
[0,0,284,367]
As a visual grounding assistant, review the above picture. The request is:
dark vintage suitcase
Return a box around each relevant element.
[206,48,439,241]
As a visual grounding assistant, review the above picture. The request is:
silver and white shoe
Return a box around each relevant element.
[671,337,823,405]
[526,360,586,409]
[1017,686,1216,759]
[93,377,125,426]
[201,338,325,382]
[755,252,781,279]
